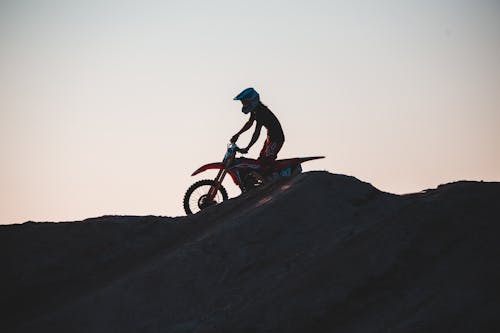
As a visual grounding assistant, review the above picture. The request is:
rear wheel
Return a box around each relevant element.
[183,179,228,215]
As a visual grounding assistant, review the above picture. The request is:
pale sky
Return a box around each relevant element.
[1,0,499,224]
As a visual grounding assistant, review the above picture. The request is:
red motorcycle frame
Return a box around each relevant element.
[183,143,324,215]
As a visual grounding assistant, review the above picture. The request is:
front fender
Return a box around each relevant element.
[191,162,225,176]
[191,163,240,185]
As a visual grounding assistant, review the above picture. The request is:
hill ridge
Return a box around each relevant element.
[2,171,500,333]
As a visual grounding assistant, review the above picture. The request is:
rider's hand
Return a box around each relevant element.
[230,134,239,143]
[239,147,249,154]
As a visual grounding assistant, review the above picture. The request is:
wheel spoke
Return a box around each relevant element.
[183,180,229,215]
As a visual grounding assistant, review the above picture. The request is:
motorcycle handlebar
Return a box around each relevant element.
[227,143,246,154]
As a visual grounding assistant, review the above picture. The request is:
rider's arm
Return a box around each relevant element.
[236,118,254,136]
[245,124,262,150]
[231,115,255,143]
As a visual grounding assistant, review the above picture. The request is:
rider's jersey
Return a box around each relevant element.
[249,103,285,142]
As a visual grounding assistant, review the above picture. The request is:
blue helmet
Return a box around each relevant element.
[234,87,260,101]
[234,87,260,114]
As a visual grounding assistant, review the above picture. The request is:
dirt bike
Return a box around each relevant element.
[183,143,324,215]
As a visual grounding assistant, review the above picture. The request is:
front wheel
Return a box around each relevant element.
[183,179,229,215]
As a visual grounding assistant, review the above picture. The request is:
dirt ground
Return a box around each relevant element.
[2,171,500,333]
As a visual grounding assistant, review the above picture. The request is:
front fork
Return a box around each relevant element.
[208,168,227,201]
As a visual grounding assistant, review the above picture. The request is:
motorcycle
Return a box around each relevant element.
[183,143,324,215]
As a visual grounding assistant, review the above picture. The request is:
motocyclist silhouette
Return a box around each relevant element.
[230,88,285,170]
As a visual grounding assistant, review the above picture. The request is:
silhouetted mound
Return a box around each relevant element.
[2,172,500,333]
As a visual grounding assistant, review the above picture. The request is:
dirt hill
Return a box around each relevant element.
[2,171,500,333]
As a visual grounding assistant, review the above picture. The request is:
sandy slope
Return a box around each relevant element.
[2,171,500,333]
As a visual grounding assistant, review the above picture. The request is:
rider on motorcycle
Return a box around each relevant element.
[230,88,285,168]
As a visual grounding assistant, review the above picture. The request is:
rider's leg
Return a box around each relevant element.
[258,137,283,174]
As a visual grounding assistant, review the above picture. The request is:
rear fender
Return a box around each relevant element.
[191,163,240,186]
[272,156,325,171]
[297,156,325,163]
